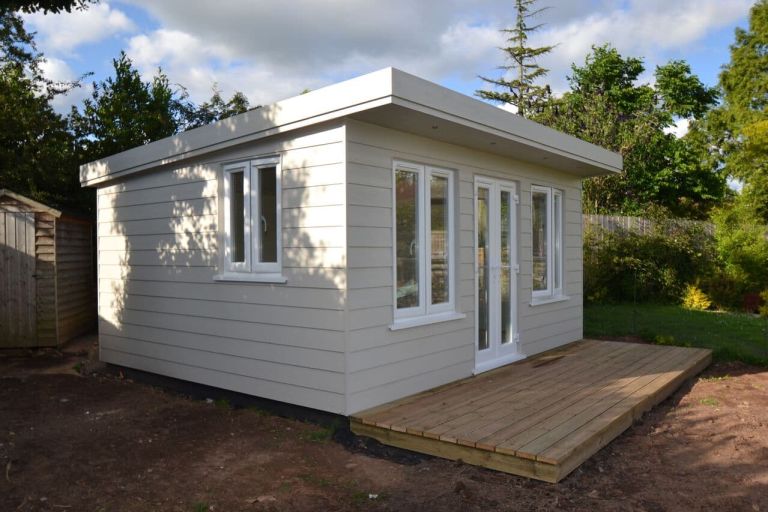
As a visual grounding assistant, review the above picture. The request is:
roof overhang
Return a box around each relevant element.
[80,68,622,187]
[0,189,62,217]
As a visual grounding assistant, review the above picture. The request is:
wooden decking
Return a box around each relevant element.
[350,340,711,483]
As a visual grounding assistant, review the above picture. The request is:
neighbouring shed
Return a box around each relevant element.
[0,190,96,348]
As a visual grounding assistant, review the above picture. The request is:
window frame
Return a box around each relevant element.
[392,160,456,324]
[222,156,282,276]
[531,185,564,302]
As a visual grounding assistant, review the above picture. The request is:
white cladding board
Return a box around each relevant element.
[96,122,348,414]
[344,120,584,414]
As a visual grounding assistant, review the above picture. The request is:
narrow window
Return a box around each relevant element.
[393,161,455,322]
[223,158,281,275]
[395,168,420,310]
[230,170,246,263]
[531,185,564,301]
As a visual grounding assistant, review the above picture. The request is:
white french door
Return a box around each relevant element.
[475,177,521,373]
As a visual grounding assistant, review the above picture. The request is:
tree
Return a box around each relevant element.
[3,0,96,14]
[536,45,723,218]
[0,10,88,211]
[477,0,554,117]
[70,51,190,162]
[185,85,251,130]
[707,0,768,221]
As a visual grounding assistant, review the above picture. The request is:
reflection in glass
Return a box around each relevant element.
[396,170,419,309]
[501,190,512,345]
[231,171,245,263]
[259,167,277,263]
[477,186,490,351]
[532,190,548,291]
[553,191,562,291]
[430,175,449,305]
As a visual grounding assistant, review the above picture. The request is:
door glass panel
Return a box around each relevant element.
[259,167,278,263]
[395,169,420,309]
[477,186,490,351]
[430,175,449,305]
[500,190,512,345]
[230,171,245,263]
[532,190,548,291]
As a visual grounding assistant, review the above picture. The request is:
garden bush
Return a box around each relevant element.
[584,218,717,304]
[682,284,712,310]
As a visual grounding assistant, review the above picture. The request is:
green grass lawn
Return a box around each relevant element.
[584,303,768,366]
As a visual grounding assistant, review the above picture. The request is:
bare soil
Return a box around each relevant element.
[1,337,767,512]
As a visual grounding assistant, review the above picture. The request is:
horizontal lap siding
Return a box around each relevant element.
[96,123,347,413]
[344,120,584,414]
[55,218,96,343]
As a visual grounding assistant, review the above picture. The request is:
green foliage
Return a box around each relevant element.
[185,85,251,130]
[706,1,768,222]
[69,51,191,163]
[477,0,554,117]
[759,290,768,318]
[584,220,717,304]
[682,285,712,310]
[3,0,95,14]
[710,200,768,299]
[0,10,91,212]
[535,45,723,218]
[699,397,720,407]
[584,303,768,365]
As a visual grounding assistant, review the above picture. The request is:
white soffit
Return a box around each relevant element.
[80,68,622,186]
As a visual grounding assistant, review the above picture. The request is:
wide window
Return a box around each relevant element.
[393,161,455,322]
[223,157,281,276]
[531,185,563,301]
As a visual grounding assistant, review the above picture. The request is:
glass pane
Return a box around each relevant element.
[230,171,245,263]
[532,190,548,291]
[396,170,419,309]
[500,191,512,345]
[259,167,278,263]
[477,186,490,351]
[553,192,562,291]
[430,175,449,305]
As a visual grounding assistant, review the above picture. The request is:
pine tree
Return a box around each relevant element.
[477,0,554,117]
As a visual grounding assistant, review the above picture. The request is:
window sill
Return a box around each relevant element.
[213,272,287,284]
[389,311,466,331]
[529,295,570,307]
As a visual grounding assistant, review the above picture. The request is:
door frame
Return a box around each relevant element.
[474,176,523,374]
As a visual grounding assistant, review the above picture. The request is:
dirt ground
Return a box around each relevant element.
[1,337,767,512]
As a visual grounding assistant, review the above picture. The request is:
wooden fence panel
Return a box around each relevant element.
[0,212,37,347]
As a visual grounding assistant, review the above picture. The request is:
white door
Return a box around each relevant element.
[475,177,521,373]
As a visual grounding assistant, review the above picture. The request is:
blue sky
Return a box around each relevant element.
[24,0,754,130]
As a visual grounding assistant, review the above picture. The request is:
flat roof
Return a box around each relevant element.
[80,68,622,187]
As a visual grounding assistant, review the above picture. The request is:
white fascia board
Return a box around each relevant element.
[80,67,622,187]
[389,69,623,174]
[79,68,397,186]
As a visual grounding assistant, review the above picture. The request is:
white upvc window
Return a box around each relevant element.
[392,160,459,327]
[221,156,282,279]
[531,185,564,302]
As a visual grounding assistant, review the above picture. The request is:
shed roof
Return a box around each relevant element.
[0,189,62,217]
[80,68,622,187]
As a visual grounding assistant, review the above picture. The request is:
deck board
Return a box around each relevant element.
[350,339,711,483]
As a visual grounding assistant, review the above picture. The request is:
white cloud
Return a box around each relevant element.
[664,118,691,139]
[23,2,134,53]
[530,0,753,93]
[38,57,92,113]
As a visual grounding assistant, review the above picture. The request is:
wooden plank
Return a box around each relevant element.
[354,340,601,427]
[544,349,711,480]
[371,340,627,433]
[444,343,664,449]
[24,212,36,346]
[505,346,696,460]
[0,213,6,344]
[350,422,560,483]
[419,343,641,440]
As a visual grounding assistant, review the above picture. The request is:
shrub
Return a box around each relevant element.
[584,219,717,304]
[682,285,712,310]
[760,290,768,318]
